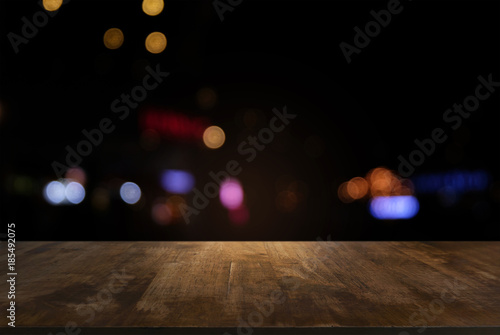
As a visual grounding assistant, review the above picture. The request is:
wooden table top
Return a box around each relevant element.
[1,241,499,334]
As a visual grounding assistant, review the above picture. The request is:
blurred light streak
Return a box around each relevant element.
[140,108,210,141]
[413,170,490,194]
[437,186,458,207]
[369,196,419,220]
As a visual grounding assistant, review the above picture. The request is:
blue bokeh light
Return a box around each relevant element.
[120,182,142,204]
[413,170,489,194]
[161,170,195,194]
[369,195,419,220]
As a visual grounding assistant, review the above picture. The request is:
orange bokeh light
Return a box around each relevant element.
[394,178,415,195]
[346,177,369,200]
[338,166,416,203]
[338,182,353,203]
[166,195,186,220]
[367,167,397,197]
[276,190,299,212]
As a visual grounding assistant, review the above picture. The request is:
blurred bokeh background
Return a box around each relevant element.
[1,0,499,241]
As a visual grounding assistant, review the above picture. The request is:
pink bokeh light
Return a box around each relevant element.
[219,179,244,209]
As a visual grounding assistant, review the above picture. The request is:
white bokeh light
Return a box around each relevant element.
[65,182,86,204]
[43,181,66,205]
[120,182,141,204]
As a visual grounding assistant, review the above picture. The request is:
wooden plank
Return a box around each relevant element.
[0,241,499,334]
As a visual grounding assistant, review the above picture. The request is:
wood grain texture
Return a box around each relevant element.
[0,241,499,333]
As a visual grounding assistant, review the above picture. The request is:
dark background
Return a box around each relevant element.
[1,0,499,241]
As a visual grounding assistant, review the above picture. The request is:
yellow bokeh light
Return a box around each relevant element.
[142,0,164,16]
[43,0,62,11]
[145,32,167,54]
[103,28,124,50]
[203,126,225,149]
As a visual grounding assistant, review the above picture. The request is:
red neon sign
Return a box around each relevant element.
[140,107,210,141]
